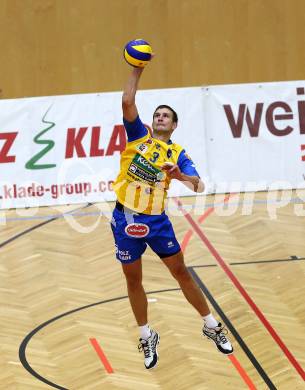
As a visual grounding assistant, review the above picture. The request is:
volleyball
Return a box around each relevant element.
[123,39,152,68]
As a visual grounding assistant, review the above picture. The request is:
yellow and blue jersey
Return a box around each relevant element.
[113,116,199,215]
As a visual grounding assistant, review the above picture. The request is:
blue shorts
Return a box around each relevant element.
[111,206,181,264]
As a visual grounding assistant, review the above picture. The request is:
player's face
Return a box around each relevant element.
[152,108,177,132]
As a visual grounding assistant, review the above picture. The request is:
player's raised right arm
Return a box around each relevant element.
[122,67,144,122]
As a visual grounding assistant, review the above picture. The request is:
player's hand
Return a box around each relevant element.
[161,162,183,180]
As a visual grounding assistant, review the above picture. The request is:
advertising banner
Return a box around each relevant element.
[0,87,204,209]
[203,80,305,192]
[2,81,305,210]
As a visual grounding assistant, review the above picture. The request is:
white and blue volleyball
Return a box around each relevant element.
[124,39,152,68]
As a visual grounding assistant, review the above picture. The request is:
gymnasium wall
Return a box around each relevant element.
[0,0,304,99]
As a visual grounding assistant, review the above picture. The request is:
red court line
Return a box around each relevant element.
[228,355,257,390]
[198,194,232,223]
[181,230,193,252]
[181,194,232,253]
[175,197,305,381]
[198,205,215,223]
[90,338,114,374]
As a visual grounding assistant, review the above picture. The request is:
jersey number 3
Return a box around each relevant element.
[150,152,160,163]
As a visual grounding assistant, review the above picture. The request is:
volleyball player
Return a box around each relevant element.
[110,64,233,369]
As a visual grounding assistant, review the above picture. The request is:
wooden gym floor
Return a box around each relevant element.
[0,190,305,390]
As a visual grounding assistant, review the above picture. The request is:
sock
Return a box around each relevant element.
[203,313,218,328]
[139,324,151,340]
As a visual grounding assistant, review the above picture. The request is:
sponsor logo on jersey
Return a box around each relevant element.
[136,143,149,154]
[116,247,132,261]
[125,223,150,238]
[129,164,137,173]
[167,149,172,158]
[134,154,158,173]
[127,153,161,184]
[127,164,156,183]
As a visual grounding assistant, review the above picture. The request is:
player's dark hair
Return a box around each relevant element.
[153,105,178,123]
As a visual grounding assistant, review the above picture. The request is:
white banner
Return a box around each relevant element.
[2,81,305,209]
[0,87,204,209]
[203,80,305,192]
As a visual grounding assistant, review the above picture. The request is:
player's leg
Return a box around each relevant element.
[112,243,160,369]
[162,251,233,354]
[121,258,160,369]
[110,208,159,368]
[147,213,233,355]
[111,207,148,325]
[121,258,147,326]
[162,250,210,316]
[145,213,210,316]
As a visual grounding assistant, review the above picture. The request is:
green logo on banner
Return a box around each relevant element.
[25,106,56,170]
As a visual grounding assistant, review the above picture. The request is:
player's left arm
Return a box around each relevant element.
[162,150,204,193]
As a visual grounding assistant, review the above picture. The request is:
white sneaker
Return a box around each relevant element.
[138,330,160,369]
[203,323,233,355]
